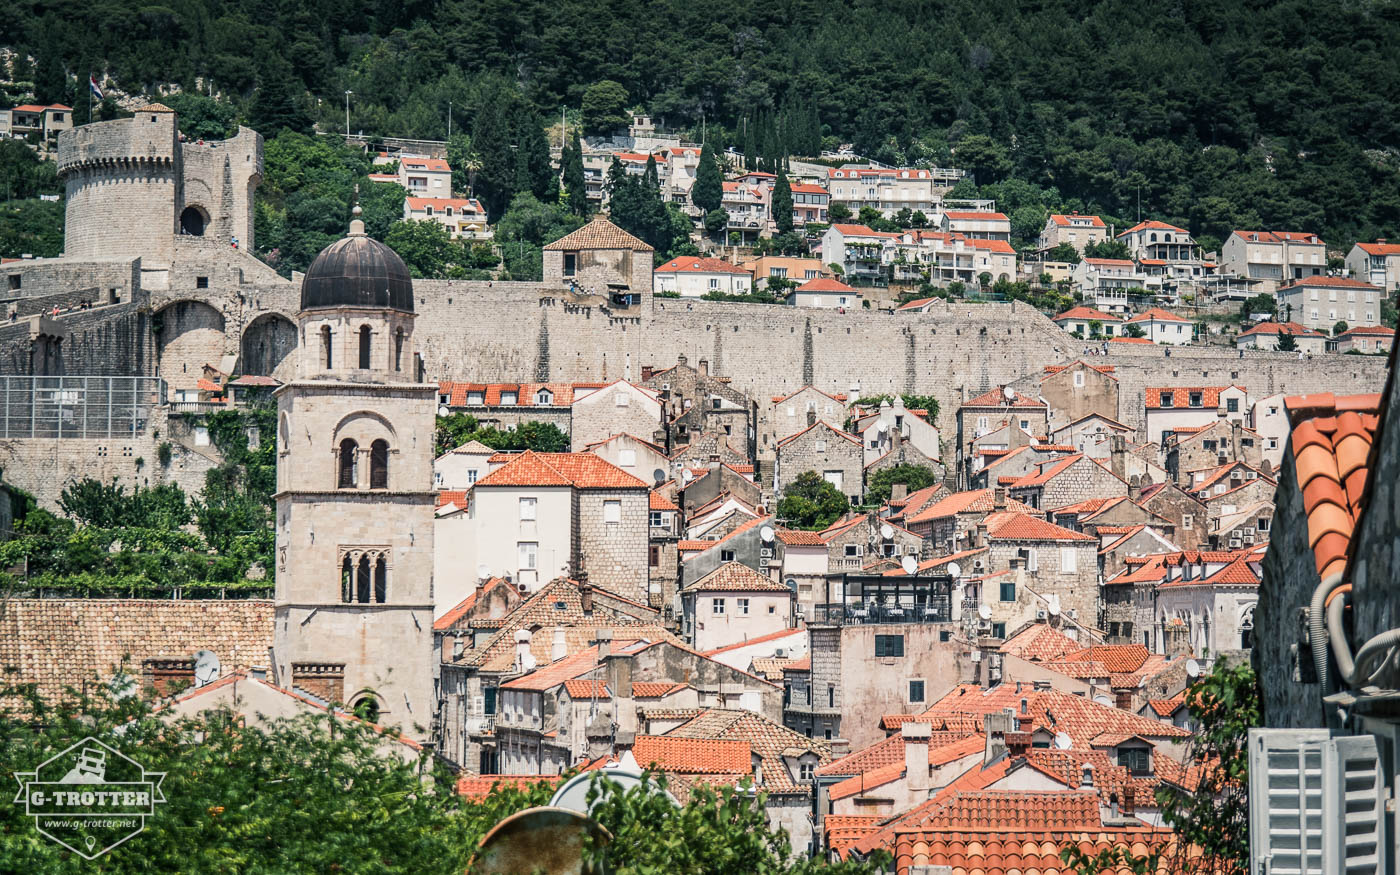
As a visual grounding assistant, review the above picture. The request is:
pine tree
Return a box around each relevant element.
[643,154,659,189]
[471,93,515,221]
[742,115,757,172]
[692,141,723,214]
[772,170,794,234]
[515,108,556,202]
[562,130,589,217]
[250,58,313,136]
[605,156,628,200]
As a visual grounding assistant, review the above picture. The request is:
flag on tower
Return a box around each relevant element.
[89,76,103,100]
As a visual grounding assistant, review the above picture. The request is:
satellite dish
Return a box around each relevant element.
[193,650,221,687]
[438,405,451,417]
[652,468,667,485]
[760,525,775,543]
[1047,594,1061,617]
[880,524,895,540]
[877,421,890,433]
[681,469,694,483]
[549,768,674,815]
[1003,387,1017,402]
[471,807,611,875]
[900,555,918,575]
[947,562,962,579]
[1054,732,1073,750]
[477,563,492,580]
[978,603,992,621]
[1093,694,1115,706]
[1185,658,1201,678]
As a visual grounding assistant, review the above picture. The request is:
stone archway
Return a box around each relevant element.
[154,299,227,392]
[180,205,210,236]
[241,312,298,378]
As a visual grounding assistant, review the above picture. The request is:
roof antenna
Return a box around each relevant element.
[349,183,365,236]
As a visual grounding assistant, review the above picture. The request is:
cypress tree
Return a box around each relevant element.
[692,141,723,214]
[773,170,794,234]
[563,130,589,216]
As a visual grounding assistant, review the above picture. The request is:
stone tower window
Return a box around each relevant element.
[341,548,389,604]
[375,555,388,602]
[321,325,333,369]
[180,206,207,236]
[352,696,380,723]
[394,329,404,371]
[358,325,372,369]
[357,554,372,603]
[370,440,389,489]
[338,439,359,488]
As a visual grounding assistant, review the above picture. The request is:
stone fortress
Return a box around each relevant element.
[0,106,1389,504]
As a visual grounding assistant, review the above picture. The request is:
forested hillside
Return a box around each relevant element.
[2,0,1399,246]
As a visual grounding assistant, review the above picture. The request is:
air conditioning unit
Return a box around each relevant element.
[1036,609,1048,620]
[1243,535,1256,545]
[760,547,773,558]
[1229,538,1242,548]
[969,650,982,662]
[757,558,769,568]
[978,620,992,632]
[1068,609,1078,620]
[775,647,788,658]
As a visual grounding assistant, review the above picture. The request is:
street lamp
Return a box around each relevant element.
[344,91,353,138]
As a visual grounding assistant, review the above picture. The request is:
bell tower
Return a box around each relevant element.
[272,206,435,737]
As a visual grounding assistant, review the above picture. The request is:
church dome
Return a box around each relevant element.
[300,212,414,313]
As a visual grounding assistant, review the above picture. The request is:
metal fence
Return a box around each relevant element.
[0,376,163,439]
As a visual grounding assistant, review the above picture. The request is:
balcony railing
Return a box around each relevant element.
[806,601,952,625]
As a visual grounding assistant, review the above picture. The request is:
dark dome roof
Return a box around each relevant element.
[300,231,414,313]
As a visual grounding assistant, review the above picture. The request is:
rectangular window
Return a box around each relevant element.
[603,500,621,524]
[1159,392,1173,408]
[483,687,497,715]
[467,469,478,484]
[1061,548,1077,574]
[992,622,1006,638]
[712,598,726,614]
[1119,747,1150,774]
[1227,398,1239,413]
[1182,514,1194,529]
[649,544,660,566]
[1189,392,1203,407]
[196,276,209,288]
[874,634,905,658]
[844,544,861,557]
[563,253,577,277]
[738,598,750,614]
[721,549,735,562]
[1000,581,1016,601]
[828,685,835,707]
[649,511,663,528]
[908,680,925,703]
[518,541,538,569]
[939,630,951,642]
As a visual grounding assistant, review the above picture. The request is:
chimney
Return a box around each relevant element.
[904,721,932,792]
[579,575,594,615]
[1005,731,1031,757]
[975,521,989,548]
[891,483,909,502]
[993,487,1006,510]
[1121,784,1136,815]
[594,627,613,656]
[513,629,536,674]
[983,709,1015,763]
[1080,763,1094,788]
[1109,434,1127,481]
[604,647,636,734]
[641,365,655,381]
[1128,475,1142,503]
[677,353,687,367]
[698,358,709,377]
[551,626,568,662]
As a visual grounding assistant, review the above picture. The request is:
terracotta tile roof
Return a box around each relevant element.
[679,516,774,561]
[770,385,849,405]
[886,546,989,576]
[1355,241,1400,256]
[666,709,830,794]
[641,707,705,723]
[1127,307,1193,323]
[683,561,791,593]
[775,420,861,449]
[632,681,689,698]
[1110,336,1156,344]
[0,599,273,705]
[829,223,881,235]
[1050,213,1107,228]
[896,297,937,311]
[436,489,469,509]
[1063,644,1151,674]
[401,157,451,172]
[783,656,811,671]
[823,814,884,857]
[456,774,558,799]
[475,450,649,489]
[1238,320,1325,338]
[1231,230,1322,245]
[500,644,609,690]
[1339,325,1396,337]
[1147,694,1186,717]
[1005,453,1084,488]
[795,277,858,293]
[433,577,511,631]
[748,656,796,680]
[966,238,1016,254]
[959,386,1049,409]
[775,528,826,545]
[563,678,610,698]
[437,381,579,407]
[1083,257,1136,266]
[1120,219,1188,235]
[1278,275,1380,292]
[654,255,752,275]
[1144,385,1242,409]
[921,684,1190,747]
[543,215,652,251]
[649,489,679,511]
[905,489,1037,523]
[986,511,1096,542]
[1044,361,1117,376]
[632,735,752,774]
[999,623,1082,662]
[405,196,483,212]
[700,627,804,657]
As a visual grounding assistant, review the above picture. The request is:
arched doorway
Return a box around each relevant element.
[180,205,209,236]
[240,313,298,378]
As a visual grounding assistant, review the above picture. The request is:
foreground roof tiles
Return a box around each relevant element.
[632,735,752,774]
[1284,392,1383,578]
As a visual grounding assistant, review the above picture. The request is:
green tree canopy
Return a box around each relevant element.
[865,464,940,504]
[1046,242,1081,264]
[692,142,723,215]
[1239,293,1277,319]
[1275,331,1298,351]
[1083,240,1133,260]
[562,128,589,216]
[772,171,794,234]
[434,413,570,457]
[777,471,849,530]
[580,80,631,136]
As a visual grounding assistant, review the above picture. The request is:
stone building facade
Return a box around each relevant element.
[542,216,653,308]
[774,421,864,505]
[1035,362,1119,431]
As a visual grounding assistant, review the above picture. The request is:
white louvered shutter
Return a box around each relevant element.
[1249,728,1328,874]
[1323,735,1384,875]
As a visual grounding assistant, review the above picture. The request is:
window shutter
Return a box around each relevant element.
[1248,728,1329,874]
[1323,734,1384,874]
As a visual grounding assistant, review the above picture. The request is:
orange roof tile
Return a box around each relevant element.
[795,277,859,293]
[1147,694,1186,717]
[775,528,826,546]
[563,679,610,699]
[475,450,649,489]
[1000,623,1083,662]
[683,562,791,593]
[544,215,653,251]
[1050,213,1107,228]
[986,511,1096,542]
[1127,307,1193,324]
[1144,386,1241,409]
[456,774,557,799]
[906,489,1037,523]
[1278,275,1381,292]
[960,387,1049,409]
[649,489,679,511]
[654,255,752,275]
[1355,241,1400,256]
[633,681,689,698]
[1119,219,1188,235]
[701,627,804,657]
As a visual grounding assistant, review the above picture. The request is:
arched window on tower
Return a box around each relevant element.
[359,325,372,369]
[321,325,333,369]
[394,329,404,372]
[370,440,389,489]
[341,555,353,602]
[357,554,371,604]
[374,554,388,603]
[338,439,359,488]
